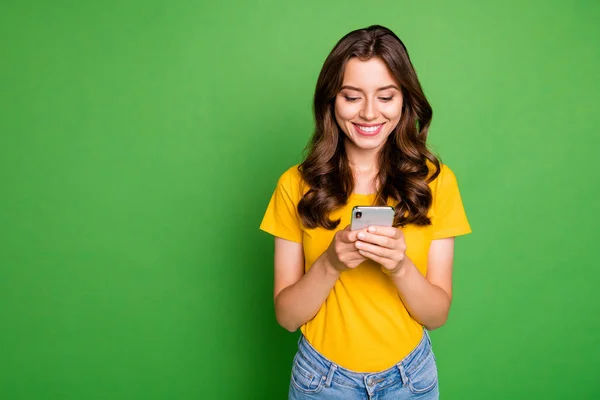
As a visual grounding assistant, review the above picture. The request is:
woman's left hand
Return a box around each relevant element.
[355,226,408,276]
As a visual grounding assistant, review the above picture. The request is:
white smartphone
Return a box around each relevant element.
[350,206,395,231]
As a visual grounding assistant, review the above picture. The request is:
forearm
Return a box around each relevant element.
[389,258,451,330]
[274,254,340,332]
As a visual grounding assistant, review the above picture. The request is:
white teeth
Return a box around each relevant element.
[357,124,382,133]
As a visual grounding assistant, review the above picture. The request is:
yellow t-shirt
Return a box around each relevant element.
[259,163,472,372]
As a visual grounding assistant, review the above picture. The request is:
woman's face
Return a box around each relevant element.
[334,57,403,153]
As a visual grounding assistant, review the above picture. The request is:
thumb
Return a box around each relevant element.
[346,224,362,242]
[338,225,353,243]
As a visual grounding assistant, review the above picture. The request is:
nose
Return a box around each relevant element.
[358,98,377,121]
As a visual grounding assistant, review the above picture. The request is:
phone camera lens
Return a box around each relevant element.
[356,211,362,219]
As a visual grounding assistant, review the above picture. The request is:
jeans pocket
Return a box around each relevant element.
[290,352,325,394]
[406,349,438,394]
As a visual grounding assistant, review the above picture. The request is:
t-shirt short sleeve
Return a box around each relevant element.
[431,165,472,240]
[259,166,304,243]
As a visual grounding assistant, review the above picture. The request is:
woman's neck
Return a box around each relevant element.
[345,140,381,194]
[345,140,380,170]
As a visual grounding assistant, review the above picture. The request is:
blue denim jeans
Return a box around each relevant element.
[288,329,439,399]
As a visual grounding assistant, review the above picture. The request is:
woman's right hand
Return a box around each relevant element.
[325,225,367,274]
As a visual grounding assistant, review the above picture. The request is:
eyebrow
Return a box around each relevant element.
[340,85,400,92]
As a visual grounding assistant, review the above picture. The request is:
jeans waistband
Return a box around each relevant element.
[296,327,431,382]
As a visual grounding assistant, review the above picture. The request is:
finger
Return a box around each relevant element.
[340,252,365,265]
[355,241,393,258]
[339,249,367,267]
[367,226,403,239]
[356,231,393,249]
[350,251,367,263]
[357,249,387,266]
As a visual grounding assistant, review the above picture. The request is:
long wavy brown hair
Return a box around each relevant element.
[297,25,441,230]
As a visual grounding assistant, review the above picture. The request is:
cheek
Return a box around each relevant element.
[382,103,403,122]
[334,100,359,122]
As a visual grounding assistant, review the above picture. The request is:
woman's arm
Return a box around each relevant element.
[355,227,456,330]
[272,226,366,332]
[387,238,455,330]
[272,237,340,332]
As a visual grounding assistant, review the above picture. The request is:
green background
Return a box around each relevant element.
[1,0,598,399]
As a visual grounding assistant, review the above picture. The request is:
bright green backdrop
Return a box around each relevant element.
[1,1,599,399]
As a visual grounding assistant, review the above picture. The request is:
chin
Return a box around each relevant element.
[360,140,385,150]
[347,138,386,151]
[350,131,390,148]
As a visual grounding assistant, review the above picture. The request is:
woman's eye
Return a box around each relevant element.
[379,97,393,102]
[344,96,360,102]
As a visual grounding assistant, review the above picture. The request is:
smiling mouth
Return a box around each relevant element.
[353,123,385,135]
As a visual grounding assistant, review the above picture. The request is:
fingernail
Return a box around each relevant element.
[358,232,365,239]
[368,227,376,232]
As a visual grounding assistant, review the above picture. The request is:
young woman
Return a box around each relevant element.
[260,25,471,399]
